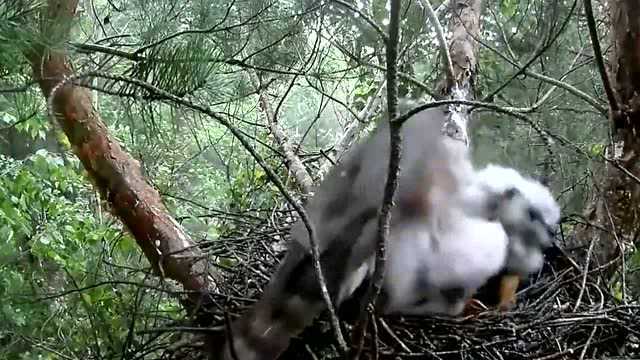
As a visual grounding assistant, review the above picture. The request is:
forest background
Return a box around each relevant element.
[1,0,639,359]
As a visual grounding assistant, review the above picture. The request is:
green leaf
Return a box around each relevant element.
[500,0,517,18]
[81,293,92,305]
[589,143,605,157]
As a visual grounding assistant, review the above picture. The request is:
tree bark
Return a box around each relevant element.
[441,0,482,97]
[578,0,640,272]
[24,0,214,306]
[435,0,483,146]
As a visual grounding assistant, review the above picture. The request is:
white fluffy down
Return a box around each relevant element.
[473,164,560,275]
[382,164,560,316]
[383,211,509,316]
[475,164,561,226]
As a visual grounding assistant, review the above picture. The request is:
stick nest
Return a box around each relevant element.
[169,216,640,360]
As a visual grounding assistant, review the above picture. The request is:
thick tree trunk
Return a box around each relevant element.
[608,0,640,237]
[25,0,214,306]
[578,0,640,274]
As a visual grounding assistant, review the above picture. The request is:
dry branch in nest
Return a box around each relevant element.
[163,212,640,360]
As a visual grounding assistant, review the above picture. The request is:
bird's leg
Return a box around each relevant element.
[496,274,520,311]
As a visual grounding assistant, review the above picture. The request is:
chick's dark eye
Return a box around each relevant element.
[528,207,541,222]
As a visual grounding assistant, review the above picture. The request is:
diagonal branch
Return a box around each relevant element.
[252,74,314,195]
[25,0,215,313]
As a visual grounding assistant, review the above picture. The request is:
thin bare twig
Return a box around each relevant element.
[605,157,640,186]
[477,36,607,114]
[369,0,403,315]
[482,0,579,103]
[573,234,596,311]
[379,318,411,353]
[502,45,586,113]
[352,0,403,357]
[578,326,598,360]
[602,197,627,304]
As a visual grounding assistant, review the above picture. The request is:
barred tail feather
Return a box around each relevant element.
[222,292,324,360]
[221,243,329,360]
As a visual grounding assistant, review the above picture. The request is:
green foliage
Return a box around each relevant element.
[132,36,223,97]
[0,151,183,358]
[0,1,41,73]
